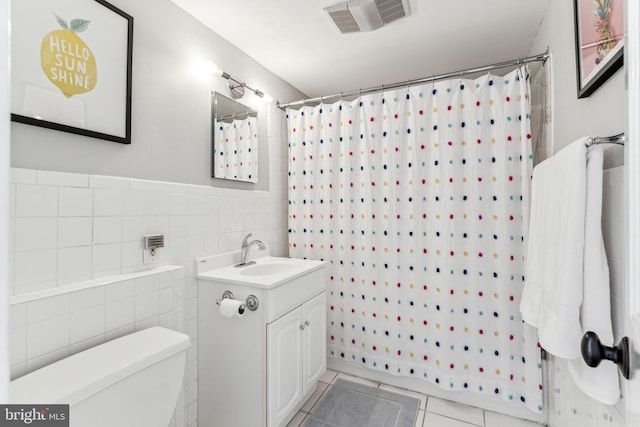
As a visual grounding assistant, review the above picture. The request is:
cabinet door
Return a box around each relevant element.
[267,306,303,427]
[302,292,327,396]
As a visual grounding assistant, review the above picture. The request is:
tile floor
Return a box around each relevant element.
[287,370,544,427]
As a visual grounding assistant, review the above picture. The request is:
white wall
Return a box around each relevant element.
[10,0,305,189]
[9,0,630,426]
[529,0,626,154]
[529,0,627,425]
[7,1,298,426]
[1,0,11,404]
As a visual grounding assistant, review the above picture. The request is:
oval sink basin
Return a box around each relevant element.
[239,263,296,276]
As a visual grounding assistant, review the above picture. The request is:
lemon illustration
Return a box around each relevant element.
[41,13,97,98]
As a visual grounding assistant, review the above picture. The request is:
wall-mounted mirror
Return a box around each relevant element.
[212,92,258,183]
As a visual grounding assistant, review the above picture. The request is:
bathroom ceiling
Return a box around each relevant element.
[169,0,550,101]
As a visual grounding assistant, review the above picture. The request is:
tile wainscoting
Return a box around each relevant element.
[8,158,289,427]
[8,266,194,426]
[8,167,288,295]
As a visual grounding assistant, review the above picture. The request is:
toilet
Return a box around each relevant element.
[10,327,190,427]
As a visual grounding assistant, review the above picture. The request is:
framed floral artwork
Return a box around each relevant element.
[574,0,624,98]
[10,0,134,144]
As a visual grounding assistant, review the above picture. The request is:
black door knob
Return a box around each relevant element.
[581,331,630,380]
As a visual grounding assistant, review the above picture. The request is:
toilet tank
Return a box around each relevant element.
[10,327,190,427]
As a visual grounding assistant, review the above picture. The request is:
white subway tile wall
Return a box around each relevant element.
[7,106,289,427]
[9,109,289,295]
[8,267,188,424]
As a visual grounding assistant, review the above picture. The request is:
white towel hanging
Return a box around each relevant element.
[520,137,619,404]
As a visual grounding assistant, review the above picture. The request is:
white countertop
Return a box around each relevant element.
[196,253,325,289]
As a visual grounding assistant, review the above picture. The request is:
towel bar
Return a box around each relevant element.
[585,133,625,147]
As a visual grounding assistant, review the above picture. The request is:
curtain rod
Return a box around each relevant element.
[277,48,549,110]
[216,111,258,121]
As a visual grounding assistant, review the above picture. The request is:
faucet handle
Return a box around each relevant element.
[242,233,252,246]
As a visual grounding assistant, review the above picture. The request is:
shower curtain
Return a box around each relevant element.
[214,115,258,181]
[287,67,543,413]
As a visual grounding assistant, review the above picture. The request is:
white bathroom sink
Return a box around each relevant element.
[196,254,325,289]
[238,262,296,276]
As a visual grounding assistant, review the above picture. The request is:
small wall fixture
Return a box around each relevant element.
[143,234,164,264]
[210,62,272,102]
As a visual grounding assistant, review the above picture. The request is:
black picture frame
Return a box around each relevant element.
[574,0,624,99]
[10,0,134,144]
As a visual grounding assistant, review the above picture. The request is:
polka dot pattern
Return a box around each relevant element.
[287,68,542,413]
[214,116,258,181]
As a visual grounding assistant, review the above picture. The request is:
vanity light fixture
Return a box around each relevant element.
[210,62,272,102]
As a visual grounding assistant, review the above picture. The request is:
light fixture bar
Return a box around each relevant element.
[214,66,269,100]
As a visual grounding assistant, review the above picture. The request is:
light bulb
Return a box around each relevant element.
[208,61,224,77]
[261,92,274,103]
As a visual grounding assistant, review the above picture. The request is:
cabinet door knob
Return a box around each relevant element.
[304,320,310,326]
[300,324,305,331]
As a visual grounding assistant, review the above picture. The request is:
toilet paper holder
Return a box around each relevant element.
[216,290,260,312]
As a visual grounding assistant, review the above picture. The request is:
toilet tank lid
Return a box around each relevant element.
[9,327,190,405]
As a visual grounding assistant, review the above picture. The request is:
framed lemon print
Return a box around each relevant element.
[10,0,133,144]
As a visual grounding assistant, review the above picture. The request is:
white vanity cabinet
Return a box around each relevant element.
[267,292,326,427]
[196,253,326,427]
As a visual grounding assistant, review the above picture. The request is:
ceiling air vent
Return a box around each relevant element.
[375,0,408,24]
[324,0,410,34]
[326,4,361,33]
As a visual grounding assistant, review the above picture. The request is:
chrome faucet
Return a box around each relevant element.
[236,233,266,267]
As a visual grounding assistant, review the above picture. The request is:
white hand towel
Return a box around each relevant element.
[520,138,619,404]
